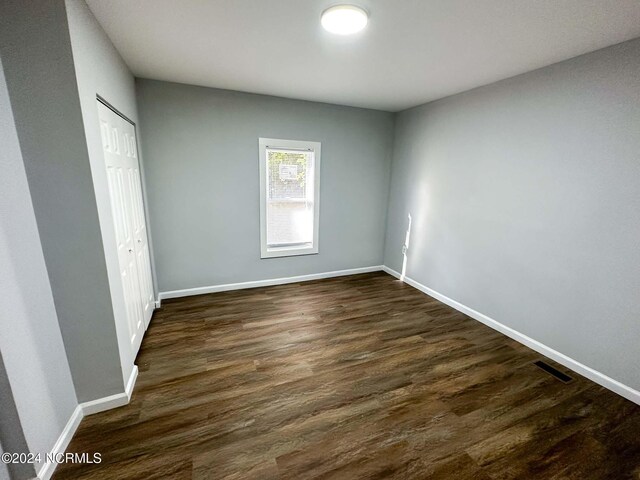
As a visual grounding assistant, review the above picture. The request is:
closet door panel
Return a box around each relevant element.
[121,118,154,328]
[99,102,150,357]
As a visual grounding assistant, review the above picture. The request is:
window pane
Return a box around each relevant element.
[266,149,314,247]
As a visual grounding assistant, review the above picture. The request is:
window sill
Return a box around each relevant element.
[261,244,318,259]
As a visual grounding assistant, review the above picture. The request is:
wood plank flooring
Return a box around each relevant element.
[54,272,640,479]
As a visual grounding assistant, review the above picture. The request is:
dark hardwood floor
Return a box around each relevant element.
[54,272,640,479]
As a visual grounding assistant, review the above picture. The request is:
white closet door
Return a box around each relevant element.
[98,101,153,357]
[120,118,154,329]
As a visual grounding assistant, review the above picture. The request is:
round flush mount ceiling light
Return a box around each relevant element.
[321,5,368,35]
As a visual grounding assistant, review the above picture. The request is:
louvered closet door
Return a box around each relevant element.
[98,101,153,357]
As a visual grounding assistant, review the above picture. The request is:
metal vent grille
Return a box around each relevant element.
[533,360,573,383]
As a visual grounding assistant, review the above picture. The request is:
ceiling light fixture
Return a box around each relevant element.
[321,5,368,35]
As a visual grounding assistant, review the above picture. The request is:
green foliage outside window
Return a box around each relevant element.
[268,151,308,199]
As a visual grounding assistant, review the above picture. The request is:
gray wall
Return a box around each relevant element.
[0,355,35,480]
[137,80,394,292]
[384,38,640,391]
[0,443,8,480]
[65,0,156,385]
[0,57,77,476]
[0,0,124,401]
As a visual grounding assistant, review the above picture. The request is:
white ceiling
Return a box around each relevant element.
[86,0,640,112]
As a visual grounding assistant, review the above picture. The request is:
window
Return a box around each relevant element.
[259,138,321,258]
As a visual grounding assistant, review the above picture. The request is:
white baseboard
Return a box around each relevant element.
[155,299,161,309]
[36,405,84,480]
[159,266,384,300]
[35,266,639,480]
[382,266,640,406]
[81,365,138,415]
[37,365,139,479]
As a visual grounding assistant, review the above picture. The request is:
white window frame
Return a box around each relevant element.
[259,137,321,259]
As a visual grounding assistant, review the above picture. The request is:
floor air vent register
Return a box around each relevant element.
[533,360,573,383]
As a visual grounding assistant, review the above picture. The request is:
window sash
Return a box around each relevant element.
[259,138,321,259]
